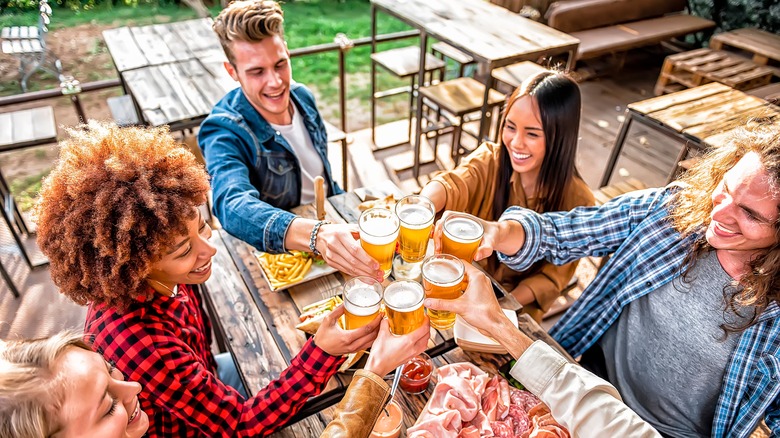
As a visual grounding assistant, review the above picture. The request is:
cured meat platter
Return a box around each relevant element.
[407,362,570,437]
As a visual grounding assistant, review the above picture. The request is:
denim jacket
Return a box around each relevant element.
[199,83,342,253]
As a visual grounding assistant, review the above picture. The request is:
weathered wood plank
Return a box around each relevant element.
[371,0,577,66]
[628,82,730,115]
[102,27,148,71]
[152,23,192,62]
[30,106,57,141]
[11,108,34,144]
[0,113,14,146]
[131,25,177,66]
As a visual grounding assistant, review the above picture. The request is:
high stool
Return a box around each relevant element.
[431,42,475,80]
[491,61,548,92]
[370,46,446,148]
[418,77,505,166]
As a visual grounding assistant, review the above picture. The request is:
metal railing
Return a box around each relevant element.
[0,29,420,133]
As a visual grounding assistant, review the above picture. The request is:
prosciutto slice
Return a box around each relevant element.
[411,363,569,437]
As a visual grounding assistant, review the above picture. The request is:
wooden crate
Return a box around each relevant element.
[654,48,774,95]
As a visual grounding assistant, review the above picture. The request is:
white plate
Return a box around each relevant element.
[454,309,518,353]
[254,251,338,292]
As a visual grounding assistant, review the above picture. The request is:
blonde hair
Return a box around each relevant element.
[213,0,285,64]
[671,121,780,331]
[0,331,92,438]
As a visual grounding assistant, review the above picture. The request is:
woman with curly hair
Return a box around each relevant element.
[458,122,780,437]
[421,71,594,322]
[34,122,426,437]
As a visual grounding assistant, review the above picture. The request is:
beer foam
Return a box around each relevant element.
[384,282,424,311]
[397,205,434,229]
[422,258,463,287]
[344,287,382,316]
[443,217,483,243]
[359,217,399,245]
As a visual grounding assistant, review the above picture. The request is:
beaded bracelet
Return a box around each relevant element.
[309,220,331,256]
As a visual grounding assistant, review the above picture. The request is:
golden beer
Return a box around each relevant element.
[422,254,465,330]
[395,195,435,263]
[441,213,484,262]
[359,208,400,279]
[343,277,383,330]
[384,281,426,335]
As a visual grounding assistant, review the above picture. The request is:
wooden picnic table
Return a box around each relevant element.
[600,82,780,187]
[369,0,579,179]
[102,18,237,130]
[201,186,572,436]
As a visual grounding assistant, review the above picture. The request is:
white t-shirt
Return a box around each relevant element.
[269,108,324,205]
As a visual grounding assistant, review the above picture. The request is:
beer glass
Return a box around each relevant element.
[383,280,426,335]
[343,276,383,330]
[421,254,465,330]
[395,195,435,263]
[441,212,484,262]
[359,207,400,279]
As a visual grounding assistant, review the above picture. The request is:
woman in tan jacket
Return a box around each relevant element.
[421,71,594,322]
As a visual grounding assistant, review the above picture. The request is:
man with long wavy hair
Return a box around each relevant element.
[471,122,780,437]
[199,0,383,282]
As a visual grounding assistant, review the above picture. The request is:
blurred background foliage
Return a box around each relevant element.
[689,0,779,33]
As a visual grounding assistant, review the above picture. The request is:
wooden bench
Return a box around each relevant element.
[107,95,141,127]
[0,106,57,153]
[654,48,774,95]
[545,0,715,63]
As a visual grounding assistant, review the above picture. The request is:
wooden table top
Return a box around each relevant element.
[628,82,780,149]
[102,18,237,127]
[710,28,780,65]
[203,187,571,436]
[371,0,579,68]
[0,106,56,151]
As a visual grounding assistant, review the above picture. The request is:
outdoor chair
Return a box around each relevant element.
[431,42,475,80]
[370,46,445,149]
[491,61,548,93]
[1,0,63,92]
[418,77,504,166]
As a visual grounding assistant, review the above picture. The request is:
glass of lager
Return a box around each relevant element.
[359,207,400,279]
[384,280,426,335]
[343,276,383,330]
[395,195,435,263]
[421,254,465,330]
[441,212,484,262]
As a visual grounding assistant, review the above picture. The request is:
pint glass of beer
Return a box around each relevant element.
[384,280,426,335]
[395,195,435,263]
[343,276,383,330]
[359,208,400,279]
[421,254,465,330]
[441,212,484,262]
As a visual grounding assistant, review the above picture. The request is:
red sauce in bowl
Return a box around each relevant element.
[400,353,433,394]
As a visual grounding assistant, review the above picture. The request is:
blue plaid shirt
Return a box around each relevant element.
[499,186,780,437]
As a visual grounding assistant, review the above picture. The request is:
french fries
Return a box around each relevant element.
[257,251,314,289]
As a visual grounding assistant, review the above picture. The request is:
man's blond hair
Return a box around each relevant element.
[213,0,285,64]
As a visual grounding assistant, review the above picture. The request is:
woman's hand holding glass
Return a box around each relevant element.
[313,304,382,356]
[364,317,430,378]
[432,211,526,262]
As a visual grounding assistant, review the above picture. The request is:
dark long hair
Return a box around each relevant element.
[491,71,582,221]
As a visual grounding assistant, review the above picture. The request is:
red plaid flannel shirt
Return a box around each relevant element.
[85,284,344,437]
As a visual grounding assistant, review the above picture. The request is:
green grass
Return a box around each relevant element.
[9,169,50,212]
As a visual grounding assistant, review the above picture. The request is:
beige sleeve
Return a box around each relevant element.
[510,341,662,438]
[431,143,496,214]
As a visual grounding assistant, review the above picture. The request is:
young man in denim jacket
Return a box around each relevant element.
[199,0,382,280]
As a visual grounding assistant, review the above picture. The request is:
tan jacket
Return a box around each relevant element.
[320,369,390,438]
[430,142,595,321]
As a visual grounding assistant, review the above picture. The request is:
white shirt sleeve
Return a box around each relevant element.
[510,341,662,438]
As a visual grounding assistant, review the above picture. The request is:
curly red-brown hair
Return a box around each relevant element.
[34,122,210,309]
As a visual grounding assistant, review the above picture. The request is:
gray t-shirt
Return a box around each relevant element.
[599,251,753,437]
